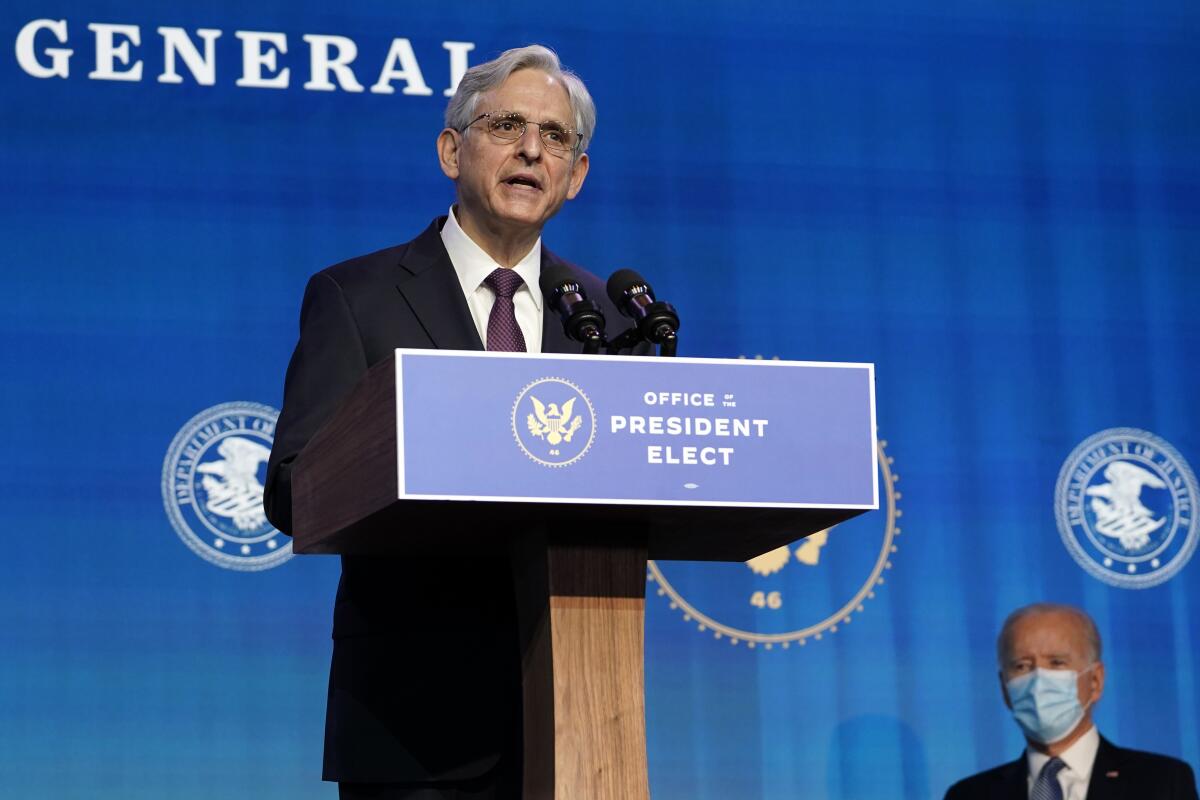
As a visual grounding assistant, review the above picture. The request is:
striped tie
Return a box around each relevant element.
[1031,757,1066,800]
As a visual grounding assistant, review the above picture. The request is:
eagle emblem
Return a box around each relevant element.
[745,528,831,576]
[161,401,292,571]
[196,437,272,532]
[1055,427,1199,589]
[1085,461,1167,551]
[526,396,583,446]
[511,377,595,468]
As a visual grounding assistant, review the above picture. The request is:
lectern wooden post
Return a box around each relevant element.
[290,350,877,799]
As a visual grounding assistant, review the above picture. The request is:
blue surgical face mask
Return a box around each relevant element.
[1005,665,1095,745]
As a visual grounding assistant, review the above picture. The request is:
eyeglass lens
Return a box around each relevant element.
[485,112,578,151]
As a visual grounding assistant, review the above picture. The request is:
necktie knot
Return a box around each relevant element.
[1042,758,1066,780]
[485,268,524,299]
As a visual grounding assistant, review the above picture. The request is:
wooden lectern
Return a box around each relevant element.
[290,352,875,799]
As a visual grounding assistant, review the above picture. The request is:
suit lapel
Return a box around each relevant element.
[1086,738,1125,800]
[394,218,484,352]
[396,222,581,354]
[539,247,578,355]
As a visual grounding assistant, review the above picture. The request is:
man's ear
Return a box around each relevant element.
[1087,662,1105,705]
[438,129,461,180]
[999,671,1013,710]
[565,152,589,200]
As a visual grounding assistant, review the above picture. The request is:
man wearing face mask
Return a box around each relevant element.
[945,602,1197,800]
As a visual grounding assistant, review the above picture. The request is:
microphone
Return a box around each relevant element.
[605,269,680,352]
[539,264,607,352]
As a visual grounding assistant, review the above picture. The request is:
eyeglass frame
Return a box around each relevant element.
[459,110,584,155]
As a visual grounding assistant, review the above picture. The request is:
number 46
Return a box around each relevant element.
[750,590,782,609]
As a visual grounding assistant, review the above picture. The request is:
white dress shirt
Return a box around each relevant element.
[440,206,543,353]
[1026,725,1100,800]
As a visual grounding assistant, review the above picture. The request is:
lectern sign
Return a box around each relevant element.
[394,350,878,509]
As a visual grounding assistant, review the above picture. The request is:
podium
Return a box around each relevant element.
[291,350,877,799]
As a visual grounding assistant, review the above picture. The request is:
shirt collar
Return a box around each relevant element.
[440,206,542,310]
[1026,725,1100,784]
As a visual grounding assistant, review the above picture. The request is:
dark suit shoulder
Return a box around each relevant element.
[317,217,446,295]
[1106,742,1194,770]
[1096,739,1198,797]
[316,241,413,297]
[944,758,1024,800]
[322,242,409,277]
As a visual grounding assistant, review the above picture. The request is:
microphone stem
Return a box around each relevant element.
[658,331,678,358]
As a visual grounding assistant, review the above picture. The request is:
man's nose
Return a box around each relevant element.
[515,125,543,160]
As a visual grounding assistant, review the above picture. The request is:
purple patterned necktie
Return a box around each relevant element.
[484,268,527,352]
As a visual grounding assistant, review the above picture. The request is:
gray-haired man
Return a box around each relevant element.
[266,45,635,799]
[944,603,1197,800]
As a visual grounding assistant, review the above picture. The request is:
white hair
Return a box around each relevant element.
[444,44,595,155]
[996,602,1102,667]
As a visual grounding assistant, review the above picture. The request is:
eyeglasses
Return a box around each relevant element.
[461,111,582,153]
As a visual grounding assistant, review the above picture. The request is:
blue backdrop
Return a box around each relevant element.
[3,2,1197,798]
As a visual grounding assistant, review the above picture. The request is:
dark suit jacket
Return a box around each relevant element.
[264,217,645,784]
[944,736,1199,800]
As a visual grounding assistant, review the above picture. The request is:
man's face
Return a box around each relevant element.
[438,69,589,240]
[999,610,1105,711]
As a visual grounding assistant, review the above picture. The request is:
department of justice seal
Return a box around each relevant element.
[648,437,901,650]
[511,377,596,468]
[161,401,292,571]
[1055,427,1197,589]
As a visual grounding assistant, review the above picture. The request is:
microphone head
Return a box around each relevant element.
[539,263,581,298]
[606,269,654,308]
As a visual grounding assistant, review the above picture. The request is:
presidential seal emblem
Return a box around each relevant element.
[1054,427,1197,589]
[511,377,596,467]
[648,437,901,649]
[161,401,292,571]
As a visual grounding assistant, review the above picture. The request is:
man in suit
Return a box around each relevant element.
[945,602,1197,800]
[264,45,639,799]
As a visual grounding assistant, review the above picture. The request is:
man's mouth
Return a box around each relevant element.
[503,175,542,190]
